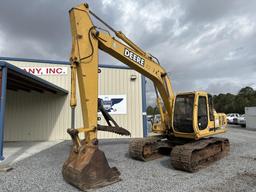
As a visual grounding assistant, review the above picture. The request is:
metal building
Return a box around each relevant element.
[0,57,147,160]
[245,107,256,130]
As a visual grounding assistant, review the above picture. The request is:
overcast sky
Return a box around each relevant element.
[0,0,255,106]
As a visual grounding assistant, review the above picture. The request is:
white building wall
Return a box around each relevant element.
[245,107,256,130]
[3,60,143,141]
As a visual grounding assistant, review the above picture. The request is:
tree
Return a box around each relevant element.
[238,86,254,96]
[146,105,160,115]
[213,86,256,114]
[146,106,154,115]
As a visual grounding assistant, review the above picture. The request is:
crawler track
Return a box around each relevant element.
[129,137,164,161]
[129,137,230,172]
[171,137,230,172]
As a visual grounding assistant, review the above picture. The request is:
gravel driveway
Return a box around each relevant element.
[0,127,256,192]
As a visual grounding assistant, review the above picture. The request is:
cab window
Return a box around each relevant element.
[173,95,194,133]
[208,94,214,121]
[198,96,208,130]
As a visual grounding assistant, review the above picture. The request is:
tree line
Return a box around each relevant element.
[213,86,256,114]
[146,86,256,115]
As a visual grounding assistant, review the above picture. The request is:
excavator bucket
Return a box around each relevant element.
[62,142,121,190]
[62,97,130,190]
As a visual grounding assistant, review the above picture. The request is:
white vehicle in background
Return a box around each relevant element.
[227,113,240,124]
[237,114,246,127]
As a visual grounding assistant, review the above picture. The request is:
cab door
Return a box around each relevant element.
[207,94,216,129]
[197,95,208,130]
[195,93,217,138]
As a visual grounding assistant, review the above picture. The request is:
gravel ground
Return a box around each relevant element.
[0,126,256,192]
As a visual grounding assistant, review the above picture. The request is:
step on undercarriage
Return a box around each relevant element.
[129,137,230,172]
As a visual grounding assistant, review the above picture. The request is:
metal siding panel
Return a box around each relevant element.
[4,90,69,141]
[97,68,143,139]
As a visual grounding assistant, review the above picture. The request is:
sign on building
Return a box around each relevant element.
[99,95,127,114]
[22,67,68,76]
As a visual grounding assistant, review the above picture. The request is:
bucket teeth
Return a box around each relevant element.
[62,143,121,190]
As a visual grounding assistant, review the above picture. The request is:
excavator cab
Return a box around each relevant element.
[172,91,227,139]
[146,91,229,172]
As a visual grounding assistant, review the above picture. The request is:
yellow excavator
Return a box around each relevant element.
[62,3,230,191]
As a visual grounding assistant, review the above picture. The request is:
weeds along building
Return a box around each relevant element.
[0,57,147,160]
